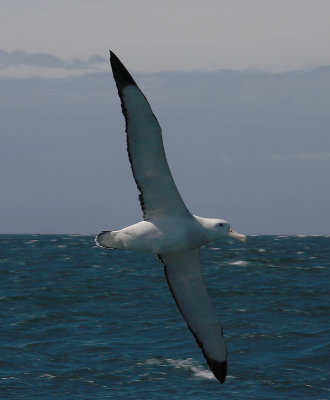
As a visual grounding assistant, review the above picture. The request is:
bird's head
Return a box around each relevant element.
[195,216,247,243]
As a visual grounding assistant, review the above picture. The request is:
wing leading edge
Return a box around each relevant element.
[110,51,190,220]
[158,249,228,384]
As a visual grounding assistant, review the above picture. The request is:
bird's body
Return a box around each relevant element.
[96,51,246,384]
[97,215,230,254]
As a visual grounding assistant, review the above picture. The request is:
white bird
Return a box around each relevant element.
[96,51,247,384]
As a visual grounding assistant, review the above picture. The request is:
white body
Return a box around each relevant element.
[97,215,231,254]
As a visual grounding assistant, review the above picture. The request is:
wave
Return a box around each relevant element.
[228,260,249,266]
[140,358,237,381]
[165,358,215,380]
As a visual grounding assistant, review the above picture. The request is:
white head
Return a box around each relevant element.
[194,216,247,243]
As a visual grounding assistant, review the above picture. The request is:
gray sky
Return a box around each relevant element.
[1,1,329,234]
[2,0,330,73]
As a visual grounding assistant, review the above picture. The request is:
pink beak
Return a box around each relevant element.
[229,228,247,243]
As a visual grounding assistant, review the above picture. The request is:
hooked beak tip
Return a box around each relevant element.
[229,228,247,243]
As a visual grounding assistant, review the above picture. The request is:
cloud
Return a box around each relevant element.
[0,49,108,79]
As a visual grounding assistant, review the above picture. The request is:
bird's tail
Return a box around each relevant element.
[95,231,118,249]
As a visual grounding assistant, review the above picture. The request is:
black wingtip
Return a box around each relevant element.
[109,51,138,91]
[207,358,227,384]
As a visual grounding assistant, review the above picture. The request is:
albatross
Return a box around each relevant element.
[96,51,247,384]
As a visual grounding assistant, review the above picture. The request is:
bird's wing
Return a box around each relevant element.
[158,249,227,384]
[110,51,190,220]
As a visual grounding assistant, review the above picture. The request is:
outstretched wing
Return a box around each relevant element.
[110,51,190,220]
[158,249,228,384]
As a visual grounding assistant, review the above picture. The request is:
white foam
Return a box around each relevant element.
[140,358,215,380]
[1,377,19,380]
[39,374,56,379]
[165,358,215,380]
[229,260,249,266]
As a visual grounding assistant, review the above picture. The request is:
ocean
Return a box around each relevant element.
[0,234,329,399]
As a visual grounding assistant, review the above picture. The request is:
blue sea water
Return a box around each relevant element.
[0,234,329,399]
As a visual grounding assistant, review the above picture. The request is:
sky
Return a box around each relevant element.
[1,0,329,234]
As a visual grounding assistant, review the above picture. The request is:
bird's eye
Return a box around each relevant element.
[219,223,223,227]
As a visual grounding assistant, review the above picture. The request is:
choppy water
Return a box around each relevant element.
[0,235,329,399]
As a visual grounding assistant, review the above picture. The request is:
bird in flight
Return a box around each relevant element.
[96,51,246,384]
